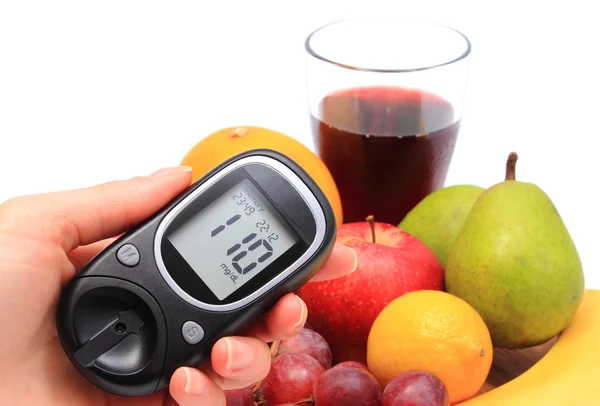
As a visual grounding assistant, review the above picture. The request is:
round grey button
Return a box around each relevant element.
[116,244,140,267]
[182,321,204,345]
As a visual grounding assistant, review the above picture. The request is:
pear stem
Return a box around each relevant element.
[366,215,376,243]
[505,152,518,181]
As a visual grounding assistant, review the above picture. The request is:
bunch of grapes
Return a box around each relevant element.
[223,327,449,405]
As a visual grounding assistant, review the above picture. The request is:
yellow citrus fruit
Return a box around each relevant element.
[180,125,343,226]
[366,290,493,405]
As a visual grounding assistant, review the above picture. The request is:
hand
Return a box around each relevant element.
[0,166,356,406]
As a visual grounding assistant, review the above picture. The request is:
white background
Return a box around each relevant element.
[1,1,598,287]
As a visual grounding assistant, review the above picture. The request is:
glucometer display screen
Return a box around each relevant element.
[168,179,299,300]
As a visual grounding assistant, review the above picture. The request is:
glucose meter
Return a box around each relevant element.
[56,149,336,397]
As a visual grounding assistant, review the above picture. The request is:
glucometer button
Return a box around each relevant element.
[116,244,140,267]
[182,321,205,345]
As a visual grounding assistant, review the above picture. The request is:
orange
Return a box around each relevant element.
[366,290,493,405]
[180,125,343,226]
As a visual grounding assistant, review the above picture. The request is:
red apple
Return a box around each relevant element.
[296,217,444,364]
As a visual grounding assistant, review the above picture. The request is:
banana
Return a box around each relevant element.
[458,289,600,405]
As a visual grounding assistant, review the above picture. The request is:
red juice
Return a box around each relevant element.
[310,86,460,225]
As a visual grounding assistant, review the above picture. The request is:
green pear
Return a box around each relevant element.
[399,184,485,269]
[445,152,585,349]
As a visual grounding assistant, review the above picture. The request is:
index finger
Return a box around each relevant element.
[0,167,192,252]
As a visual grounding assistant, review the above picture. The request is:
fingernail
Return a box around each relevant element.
[294,295,307,331]
[149,165,192,177]
[223,337,255,371]
[183,367,208,396]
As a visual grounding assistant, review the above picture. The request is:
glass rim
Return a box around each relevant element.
[304,17,472,74]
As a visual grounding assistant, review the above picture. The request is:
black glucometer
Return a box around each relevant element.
[56,149,337,397]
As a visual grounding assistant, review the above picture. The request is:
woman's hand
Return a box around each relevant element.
[0,166,356,406]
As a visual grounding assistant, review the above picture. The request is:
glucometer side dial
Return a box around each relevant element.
[56,149,337,397]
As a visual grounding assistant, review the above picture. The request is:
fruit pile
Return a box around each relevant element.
[224,327,450,405]
[182,126,591,405]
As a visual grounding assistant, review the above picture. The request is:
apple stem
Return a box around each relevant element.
[505,152,518,181]
[366,215,376,243]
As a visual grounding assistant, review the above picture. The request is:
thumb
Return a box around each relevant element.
[0,166,192,252]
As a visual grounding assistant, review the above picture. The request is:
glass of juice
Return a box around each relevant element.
[305,17,471,225]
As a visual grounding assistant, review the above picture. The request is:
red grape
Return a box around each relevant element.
[382,370,449,406]
[276,328,332,369]
[332,360,370,371]
[224,386,254,406]
[261,353,325,405]
[313,364,382,406]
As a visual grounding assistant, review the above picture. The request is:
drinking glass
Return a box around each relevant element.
[305,17,471,225]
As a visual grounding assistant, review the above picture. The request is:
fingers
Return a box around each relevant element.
[168,335,272,405]
[242,293,307,342]
[167,367,226,406]
[209,336,271,388]
[309,242,358,282]
[0,166,192,252]
[166,294,309,403]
